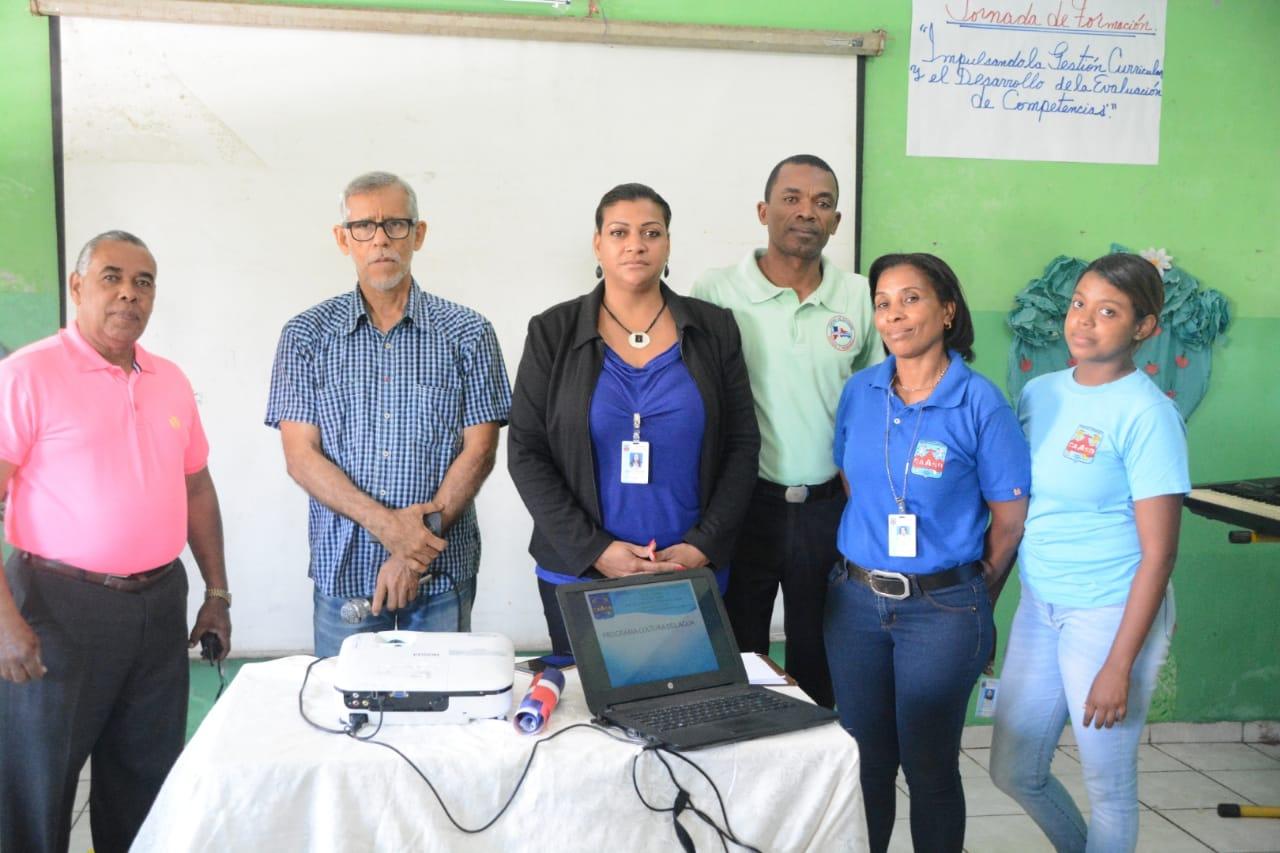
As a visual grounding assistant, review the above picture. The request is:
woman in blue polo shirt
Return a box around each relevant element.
[989,254,1188,852]
[826,253,1030,853]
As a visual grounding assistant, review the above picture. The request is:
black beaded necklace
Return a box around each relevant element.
[601,296,668,349]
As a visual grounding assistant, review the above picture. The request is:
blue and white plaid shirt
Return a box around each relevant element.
[265,282,511,598]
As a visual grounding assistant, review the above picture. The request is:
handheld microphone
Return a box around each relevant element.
[513,667,565,735]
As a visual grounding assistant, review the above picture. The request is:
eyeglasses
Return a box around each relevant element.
[343,218,415,241]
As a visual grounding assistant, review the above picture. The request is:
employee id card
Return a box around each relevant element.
[888,513,917,558]
[620,441,650,484]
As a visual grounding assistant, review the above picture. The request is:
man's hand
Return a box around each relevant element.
[0,610,46,683]
[188,599,231,662]
[1082,661,1131,729]
[593,541,684,578]
[374,502,447,566]
[653,543,708,570]
[370,556,426,615]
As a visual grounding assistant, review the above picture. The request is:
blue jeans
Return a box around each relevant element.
[312,575,476,658]
[824,565,994,853]
[989,583,1174,853]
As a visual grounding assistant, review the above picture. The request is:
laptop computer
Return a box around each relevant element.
[557,568,839,750]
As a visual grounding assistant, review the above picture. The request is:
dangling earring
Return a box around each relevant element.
[664,264,670,279]
[945,320,953,330]
[595,264,603,280]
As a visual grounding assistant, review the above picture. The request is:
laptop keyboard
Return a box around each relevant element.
[628,690,794,730]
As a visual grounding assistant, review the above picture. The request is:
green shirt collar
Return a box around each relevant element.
[738,250,850,314]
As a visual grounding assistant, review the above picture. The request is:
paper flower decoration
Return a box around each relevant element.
[1007,244,1230,419]
[1140,247,1174,277]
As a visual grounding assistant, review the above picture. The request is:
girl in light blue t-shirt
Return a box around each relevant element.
[990,253,1190,853]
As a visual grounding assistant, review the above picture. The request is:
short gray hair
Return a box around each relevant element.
[339,171,419,221]
[74,230,151,276]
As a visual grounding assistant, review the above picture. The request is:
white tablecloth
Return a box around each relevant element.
[133,656,866,852]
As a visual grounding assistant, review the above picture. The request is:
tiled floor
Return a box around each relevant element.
[65,659,1280,852]
[888,734,1280,853]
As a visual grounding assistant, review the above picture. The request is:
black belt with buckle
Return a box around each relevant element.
[842,558,983,600]
[20,552,178,593]
[757,476,844,504]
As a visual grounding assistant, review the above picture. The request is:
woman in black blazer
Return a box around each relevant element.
[507,183,760,656]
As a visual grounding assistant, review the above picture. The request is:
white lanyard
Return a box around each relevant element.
[883,387,925,514]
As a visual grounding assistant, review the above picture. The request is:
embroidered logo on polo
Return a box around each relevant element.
[168,415,182,430]
[910,440,947,478]
[827,315,856,352]
[1064,426,1103,463]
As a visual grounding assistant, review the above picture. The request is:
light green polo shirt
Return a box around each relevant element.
[691,250,883,486]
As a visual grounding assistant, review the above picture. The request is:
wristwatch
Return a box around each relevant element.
[205,587,233,607]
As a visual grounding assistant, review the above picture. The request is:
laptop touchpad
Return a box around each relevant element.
[726,715,781,734]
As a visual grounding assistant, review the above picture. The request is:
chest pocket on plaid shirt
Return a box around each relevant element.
[316,383,362,457]
[413,384,462,449]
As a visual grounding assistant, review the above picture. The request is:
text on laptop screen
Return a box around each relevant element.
[584,579,718,688]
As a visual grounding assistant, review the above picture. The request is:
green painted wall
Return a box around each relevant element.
[0,1,1275,721]
[0,4,58,353]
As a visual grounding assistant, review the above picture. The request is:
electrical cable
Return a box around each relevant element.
[298,657,762,849]
[630,743,764,853]
[298,656,387,739]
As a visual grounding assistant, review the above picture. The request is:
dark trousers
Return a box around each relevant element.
[724,485,844,709]
[825,567,994,853]
[538,577,573,658]
[0,553,189,853]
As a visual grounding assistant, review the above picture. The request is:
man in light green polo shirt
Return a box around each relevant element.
[691,154,881,708]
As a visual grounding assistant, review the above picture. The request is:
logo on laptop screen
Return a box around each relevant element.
[588,592,615,620]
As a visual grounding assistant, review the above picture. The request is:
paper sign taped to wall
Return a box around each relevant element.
[907,0,1167,164]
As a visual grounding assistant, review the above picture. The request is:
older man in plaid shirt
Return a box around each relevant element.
[266,172,511,656]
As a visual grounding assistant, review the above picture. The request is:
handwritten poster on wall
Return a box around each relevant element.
[907,0,1167,164]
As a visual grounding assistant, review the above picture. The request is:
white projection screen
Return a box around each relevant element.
[59,15,861,652]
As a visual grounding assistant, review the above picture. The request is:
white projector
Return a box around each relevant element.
[333,630,514,726]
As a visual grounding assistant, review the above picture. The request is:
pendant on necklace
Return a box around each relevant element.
[628,331,651,349]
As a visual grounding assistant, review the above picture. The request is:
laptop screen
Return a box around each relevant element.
[586,579,718,687]
[557,568,749,715]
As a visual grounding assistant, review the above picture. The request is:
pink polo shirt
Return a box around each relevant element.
[0,323,209,574]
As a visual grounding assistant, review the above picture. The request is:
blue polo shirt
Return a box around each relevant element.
[833,351,1030,574]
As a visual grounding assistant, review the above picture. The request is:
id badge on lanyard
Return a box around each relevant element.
[621,412,650,485]
[887,513,917,558]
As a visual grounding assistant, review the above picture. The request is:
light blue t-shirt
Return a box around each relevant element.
[1018,368,1190,608]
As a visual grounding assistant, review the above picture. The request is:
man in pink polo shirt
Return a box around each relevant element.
[0,231,232,853]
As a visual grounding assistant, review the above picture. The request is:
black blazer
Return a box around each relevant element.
[507,282,760,577]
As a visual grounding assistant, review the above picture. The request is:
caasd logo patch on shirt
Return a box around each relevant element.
[827,315,856,352]
[168,415,182,430]
[1063,426,1103,463]
[911,440,947,478]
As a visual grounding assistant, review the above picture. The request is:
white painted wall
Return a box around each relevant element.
[61,17,859,653]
